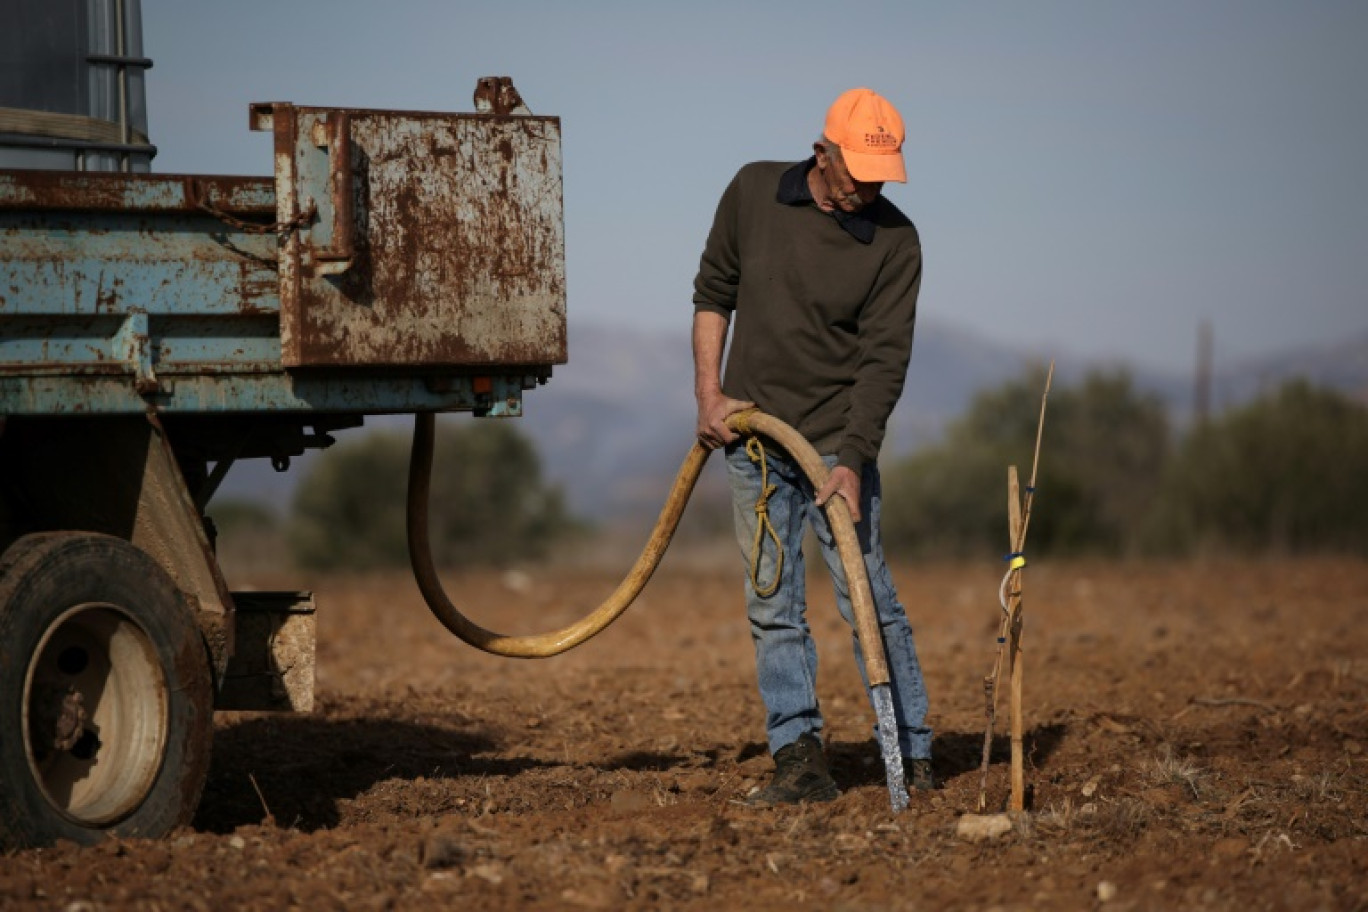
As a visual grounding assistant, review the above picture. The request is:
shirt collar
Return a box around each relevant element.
[776,157,879,244]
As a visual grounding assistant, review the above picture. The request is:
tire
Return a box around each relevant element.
[0,532,214,848]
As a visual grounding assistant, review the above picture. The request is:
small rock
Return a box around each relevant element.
[1081,776,1100,798]
[1344,740,1363,756]
[421,872,459,892]
[501,570,532,593]
[228,836,246,850]
[560,885,615,908]
[1097,880,1118,902]
[469,862,506,885]
[956,813,1013,843]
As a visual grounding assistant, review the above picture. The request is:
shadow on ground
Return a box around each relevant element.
[194,714,548,834]
[196,714,1072,833]
[828,723,1069,790]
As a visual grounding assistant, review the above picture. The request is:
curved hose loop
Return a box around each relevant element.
[407,409,889,684]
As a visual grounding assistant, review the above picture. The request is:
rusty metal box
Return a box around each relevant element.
[254,103,567,370]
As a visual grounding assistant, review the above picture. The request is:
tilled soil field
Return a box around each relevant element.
[2,555,1366,910]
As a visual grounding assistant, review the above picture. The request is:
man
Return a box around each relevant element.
[692,87,934,805]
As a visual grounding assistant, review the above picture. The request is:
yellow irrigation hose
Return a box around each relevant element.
[406,409,706,657]
[406,408,888,687]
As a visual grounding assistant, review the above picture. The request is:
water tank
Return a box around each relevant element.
[0,0,154,171]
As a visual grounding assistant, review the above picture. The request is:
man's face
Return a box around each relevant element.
[815,145,883,214]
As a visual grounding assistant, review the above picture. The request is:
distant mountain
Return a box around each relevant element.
[214,320,1368,523]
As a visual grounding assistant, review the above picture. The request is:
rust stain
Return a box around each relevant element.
[277,107,567,369]
[0,171,273,215]
[95,271,119,313]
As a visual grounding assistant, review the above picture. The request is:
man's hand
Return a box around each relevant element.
[815,465,862,523]
[696,391,755,450]
[693,311,750,449]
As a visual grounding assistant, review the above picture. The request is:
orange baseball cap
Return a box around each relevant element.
[823,87,906,183]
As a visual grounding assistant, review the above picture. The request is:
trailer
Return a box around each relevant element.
[0,78,567,847]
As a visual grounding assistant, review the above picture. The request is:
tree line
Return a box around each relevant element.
[212,373,1368,569]
[880,368,1368,559]
[284,418,577,571]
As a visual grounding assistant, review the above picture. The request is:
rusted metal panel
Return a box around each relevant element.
[0,91,563,417]
[0,372,532,416]
[0,171,274,214]
[0,171,283,411]
[0,216,279,318]
[264,105,567,369]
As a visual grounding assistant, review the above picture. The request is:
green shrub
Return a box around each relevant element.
[882,366,1169,558]
[207,497,279,536]
[289,419,578,571]
[1145,380,1368,555]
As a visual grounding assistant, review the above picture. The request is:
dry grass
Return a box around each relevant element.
[1145,747,1206,799]
[1090,797,1154,839]
[1291,768,1347,804]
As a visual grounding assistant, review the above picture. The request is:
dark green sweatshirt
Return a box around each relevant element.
[692,159,922,470]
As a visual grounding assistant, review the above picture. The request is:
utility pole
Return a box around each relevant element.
[1194,319,1213,426]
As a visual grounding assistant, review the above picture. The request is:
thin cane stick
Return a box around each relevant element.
[1014,360,1053,554]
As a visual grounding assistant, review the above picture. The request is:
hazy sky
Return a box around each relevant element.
[142,0,1366,374]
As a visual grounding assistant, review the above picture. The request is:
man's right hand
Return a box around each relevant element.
[696,391,755,450]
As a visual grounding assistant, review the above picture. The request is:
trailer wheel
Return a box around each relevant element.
[0,533,213,848]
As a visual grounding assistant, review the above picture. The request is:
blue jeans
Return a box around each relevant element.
[725,440,932,760]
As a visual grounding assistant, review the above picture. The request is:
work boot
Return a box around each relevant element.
[744,733,839,806]
[905,758,939,791]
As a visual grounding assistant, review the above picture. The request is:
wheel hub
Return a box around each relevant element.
[22,603,169,827]
[28,683,88,754]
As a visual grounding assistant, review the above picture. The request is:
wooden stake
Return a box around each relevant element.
[975,362,1053,813]
[1006,467,1025,812]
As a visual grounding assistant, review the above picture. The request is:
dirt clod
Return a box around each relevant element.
[956,813,1013,842]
